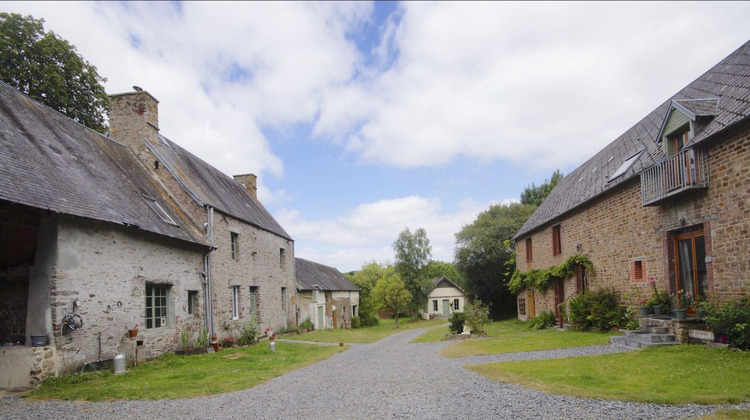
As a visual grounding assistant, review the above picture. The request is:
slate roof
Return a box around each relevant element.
[429,276,465,294]
[514,40,750,240]
[147,134,292,241]
[295,258,359,291]
[0,83,207,246]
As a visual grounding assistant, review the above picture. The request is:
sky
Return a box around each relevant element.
[5,2,750,272]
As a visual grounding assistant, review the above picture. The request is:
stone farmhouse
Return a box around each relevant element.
[0,84,294,390]
[295,258,359,330]
[513,41,750,325]
[424,277,465,319]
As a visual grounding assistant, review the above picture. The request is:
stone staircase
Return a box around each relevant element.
[610,323,679,349]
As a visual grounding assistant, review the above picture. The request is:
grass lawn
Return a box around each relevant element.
[436,319,618,357]
[28,341,344,401]
[696,409,750,419]
[284,317,447,344]
[467,345,750,405]
[410,322,451,343]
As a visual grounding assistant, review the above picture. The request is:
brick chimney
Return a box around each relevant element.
[108,87,160,148]
[233,173,258,200]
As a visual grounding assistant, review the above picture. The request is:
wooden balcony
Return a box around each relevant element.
[640,148,709,206]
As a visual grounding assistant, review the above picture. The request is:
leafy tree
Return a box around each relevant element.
[520,169,564,207]
[454,203,536,319]
[422,261,465,290]
[372,273,412,328]
[463,299,490,333]
[393,227,432,320]
[345,261,393,326]
[0,13,109,132]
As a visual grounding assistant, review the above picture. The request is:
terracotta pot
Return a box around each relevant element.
[128,329,138,338]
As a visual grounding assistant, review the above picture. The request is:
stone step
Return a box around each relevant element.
[641,326,669,334]
[610,335,680,349]
[626,331,676,343]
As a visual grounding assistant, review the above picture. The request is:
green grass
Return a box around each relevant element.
[284,317,447,344]
[410,322,451,343]
[696,409,750,419]
[28,342,344,401]
[467,345,750,405]
[437,319,618,357]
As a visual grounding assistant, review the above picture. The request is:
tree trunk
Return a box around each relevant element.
[395,312,400,328]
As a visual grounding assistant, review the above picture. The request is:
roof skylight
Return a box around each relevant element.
[141,195,178,226]
[609,150,643,181]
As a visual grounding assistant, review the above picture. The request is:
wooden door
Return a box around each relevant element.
[554,279,564,323]
[528,291,535,318]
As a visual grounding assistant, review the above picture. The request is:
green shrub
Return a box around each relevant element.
[464,299,490,333]
[623,306,640,330]
[351,316,361,329]
[235,318,258,346]
[299,317,315,332]
[568,289,624,331]
[700,297,750,350]
[526,310,556,330]
[360,313,379,327]
[448,311,466,334]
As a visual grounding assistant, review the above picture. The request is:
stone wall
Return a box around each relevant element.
[51,215,205,367]
[515,122,750,318]
[211,213,296,341]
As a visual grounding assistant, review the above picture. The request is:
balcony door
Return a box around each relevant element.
[674,230,707,307]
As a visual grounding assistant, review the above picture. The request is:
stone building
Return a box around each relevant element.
[513,41,750,324]
[0,84,294,390]
[295,258,359,330]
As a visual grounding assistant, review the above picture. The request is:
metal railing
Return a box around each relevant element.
[640,148,709,206]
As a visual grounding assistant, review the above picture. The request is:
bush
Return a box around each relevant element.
[351,316,361,329]
[299,317,315,332]
[568,288,624,330]
[700,297,750,350]
[235,318,258,346]
[360,313,379,327]
[526,310,555,330]
[448,311,466,334]
[464,299,490,333]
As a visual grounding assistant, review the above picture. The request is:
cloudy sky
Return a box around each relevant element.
[6,2,750,272]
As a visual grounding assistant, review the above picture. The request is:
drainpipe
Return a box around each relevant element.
[203,206,215,338]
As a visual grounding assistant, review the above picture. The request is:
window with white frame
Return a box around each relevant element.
[146,284,170,329]
[433,300,438,312]
[230,232,238,261]
[281,287,287,311]
[232,286,240,319]
[187,291,197,316]
[453,299,460,311]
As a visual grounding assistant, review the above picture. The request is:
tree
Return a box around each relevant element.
[372,273,412,328]
[454,203,536,319]
[0,13,109,132]
[422,261,465,290]
[520,169,564,207]
[345,261,393,326]
[393,227,432,320]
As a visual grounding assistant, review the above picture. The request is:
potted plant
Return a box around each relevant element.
[672,289,691,320]
[638,299,651,316]
[646,278,670,315]
[128,323,139,338]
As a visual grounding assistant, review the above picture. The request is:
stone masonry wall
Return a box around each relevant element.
[515,122,750,318]
[51,216,205,369]
[211,213,296,341]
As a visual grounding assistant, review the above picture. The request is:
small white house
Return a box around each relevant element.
[425,277,466,318]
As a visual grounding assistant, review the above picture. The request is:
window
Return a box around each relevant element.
[609,150,643,181]
[453,299,460,311]
[352,304,358,317]
[525,237,533,263]
[552,225,562,256]
[141,195,178,226]
[230,232,238,261]
[187,291,197,316]
[433,300,438,311]
[281,287,287,311]
[146,284,170,329]
[279,248,286,270]
[631,260,645,283]
[249,286,258,318]
[232,286,240,319]
[312,289,318,303]
[666,125,689,158]
[518,298,526,315]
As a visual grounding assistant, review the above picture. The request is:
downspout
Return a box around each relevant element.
[203,206,215,338]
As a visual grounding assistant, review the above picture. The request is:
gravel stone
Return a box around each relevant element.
[1,328,748,419]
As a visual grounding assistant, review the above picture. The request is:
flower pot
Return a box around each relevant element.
[128,329,138,338]
[674,308,688,320]
[652,306,663,315]
[639,306,650,316]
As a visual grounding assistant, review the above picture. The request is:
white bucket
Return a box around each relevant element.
[113,353,126,374]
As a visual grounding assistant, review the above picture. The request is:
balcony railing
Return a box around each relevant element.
[640,148,709,206]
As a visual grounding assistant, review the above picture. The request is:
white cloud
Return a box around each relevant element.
[276,195,501,272]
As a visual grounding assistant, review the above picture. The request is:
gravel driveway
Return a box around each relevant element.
[1,327,748,419]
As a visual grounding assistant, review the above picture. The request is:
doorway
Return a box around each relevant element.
[442,300,450,317]
[553,279,564,323]
[674,229,707,307]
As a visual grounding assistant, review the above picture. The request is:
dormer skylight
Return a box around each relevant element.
[141,194,178,226]
[609,150,643,181]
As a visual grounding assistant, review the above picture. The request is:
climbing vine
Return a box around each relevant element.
[508,255,595,294]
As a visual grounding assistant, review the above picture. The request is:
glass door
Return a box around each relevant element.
[675,231,707,309]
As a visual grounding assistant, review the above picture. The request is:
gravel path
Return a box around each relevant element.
[2,328,748,419]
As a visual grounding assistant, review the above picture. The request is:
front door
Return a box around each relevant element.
[528,291,536,318]
[442,300,450,317]
[675,230,707,308]
[554,279,564,323]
